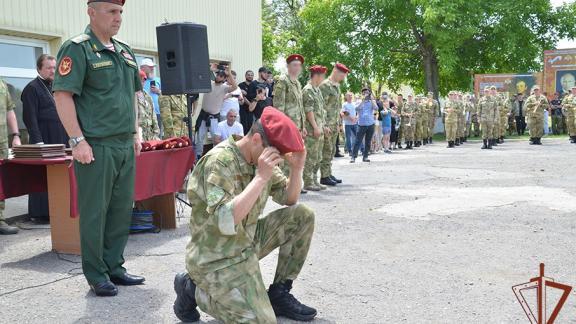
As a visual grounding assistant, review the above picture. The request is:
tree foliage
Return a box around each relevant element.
[265,0,576,96]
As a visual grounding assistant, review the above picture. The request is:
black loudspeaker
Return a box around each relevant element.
[156,23,212,95]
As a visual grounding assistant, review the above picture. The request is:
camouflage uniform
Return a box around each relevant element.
[419,101,430,142]
[396,100,404,144]
[185,138,315,323]
[456,97,466,141]
[562,94,576,138]
[137,91,160,141]
[444,98,459,143]
[414,98,423,144]
[525,94,548,139]
[427,98,439,139]
[302,83,325,188]
[319,79,340,178]
[478,95,497,140]
[402,101,417,143]
[0,79,15,224]
[491,95,501,140]
[498,95,509,139]
[159,94,187,139]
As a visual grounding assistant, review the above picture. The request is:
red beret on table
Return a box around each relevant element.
[286,54,304,65]
[87,0,125,5]
[335,62,350,73]
[260,107,305,154]
[309,65,327,74]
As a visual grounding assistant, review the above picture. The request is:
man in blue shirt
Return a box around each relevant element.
[140,58,162,135]
[351,88,377,163]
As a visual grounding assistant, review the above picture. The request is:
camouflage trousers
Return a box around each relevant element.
[566,114,576,136]
[467,120,480,137]
[499,115,508,137]
[303,134,323,186]
[528,115,544,138]
[401,122,414,142]
[481,120,494,140]
[194,204,315,324]
[320,126,337,178]
[429,116,436,136]
[414,119,423,141]
[0,144,7,222]
[445,121,457,142]
[492,117,500,139]
[421,118,430,139]
[457,115,465,138]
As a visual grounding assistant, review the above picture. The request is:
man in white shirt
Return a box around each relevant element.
[214,109,244,144]
[220,71,244,119]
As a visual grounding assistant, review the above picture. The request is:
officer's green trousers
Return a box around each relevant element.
[303,134,323,186]
[75,141,135,285]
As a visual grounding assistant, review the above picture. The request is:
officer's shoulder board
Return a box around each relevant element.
[71,33,91,44]
[113,37,131,48]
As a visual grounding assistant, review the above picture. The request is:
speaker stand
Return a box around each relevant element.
[184,94,199,142]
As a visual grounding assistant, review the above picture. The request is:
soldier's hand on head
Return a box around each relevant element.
[256,147,282,181]
[285,149,306,171]
[73,141,94,165]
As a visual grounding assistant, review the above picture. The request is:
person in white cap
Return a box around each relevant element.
[140,58,162,134]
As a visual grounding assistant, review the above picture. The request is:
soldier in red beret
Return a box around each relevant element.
[319,62,349,186]
[174,107,316,323]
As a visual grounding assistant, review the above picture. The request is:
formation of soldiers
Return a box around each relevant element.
[397,92,439,149]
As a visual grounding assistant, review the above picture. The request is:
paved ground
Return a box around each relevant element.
[1,138,575,323]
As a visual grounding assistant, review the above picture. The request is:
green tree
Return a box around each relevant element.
[291,0,576,97]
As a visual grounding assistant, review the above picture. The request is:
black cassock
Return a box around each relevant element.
[21,77,68,220]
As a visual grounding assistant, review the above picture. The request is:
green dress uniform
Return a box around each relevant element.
[52,26,141,286]
[318,79,340,179]
[525,94,548,140]
[0,78,16,224]
[138,90,160,141]
[186,138,315,323]
[302,83,325,189]
[159,94,187,139]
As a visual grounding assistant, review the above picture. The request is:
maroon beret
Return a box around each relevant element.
[286,54,304,65]
[87,0,125,5]
[335,62,350,73]
[309,65,327,74]
[260,107,305,154]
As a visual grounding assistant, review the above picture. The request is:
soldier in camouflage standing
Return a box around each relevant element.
[562,85,576,143]
[478,87,496,149]
[159,94,187,139]
[173,108,317,323]
[444,91,459,148]
[302,65,327,192]
[525,85,548,145]
[498,93,511,143]
[426,92,439,144]
[420,95,430,145]
[395,94,404,149]
[489,86,500,147]
[137,70,160,141]
[0,77,21,234]
[455,92,465,146]
[402,94,417,149]
[319,63,349,186]
[413,95,423,147]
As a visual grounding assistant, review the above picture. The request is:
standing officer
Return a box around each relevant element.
[137,70,160,141]
[562,85,576,143]
[159,94,187,139]
[413,95,423,147]
[402,94,417,149]
[489,86,500,147]
[426,92,439,144]
[525,85,548,145]
[53,0,145,296]
[319,63,349,186]
[497,93,510,143]
[174,108,316,323]
[0,77,21,235]
[478,87,496,149]
[444,91,459,148]
[302,65,327,192]
[420,95,430,145]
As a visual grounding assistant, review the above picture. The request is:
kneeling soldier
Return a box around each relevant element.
[174,107,317,323]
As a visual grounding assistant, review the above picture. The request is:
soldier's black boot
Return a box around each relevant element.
[0,221,19,235]
[487,139,493,149]
[408,141,414,149]
[268,280,317,322]
[481,139,488,149]
[492,138,498,146]
[423,138,428,145]
[499,136,504,144]
[398,143,403,149]
[570,136,576,143]
[173,272,201,323]
[455,138,460,146]
[536,137,542,145]
[329,175,342,184]
[429,137,433,144]
[529,137,535,145]
[404,142,409,150]
[320,177,337,186]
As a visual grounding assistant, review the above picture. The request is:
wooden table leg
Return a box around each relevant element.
[46,164,81,255]
[137,193,177,229]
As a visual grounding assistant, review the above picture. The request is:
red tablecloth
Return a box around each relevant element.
[0,147,195,217]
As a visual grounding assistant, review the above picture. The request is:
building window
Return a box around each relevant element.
[0,36,49,136]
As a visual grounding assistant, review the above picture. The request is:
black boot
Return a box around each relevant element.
[330,175,342,184]
[570,136,576,143]
[398,143,403,149]
[487,139,493,149]
[414,141,420,147]
[529,137,535,145]
[499,136,504,144]
[320,177,337,186]
[481,139,488,149]
[173,273,201,323]
[423,138,428,145]
[455,138,460,146]
[446,141,451,148]
[404,142,410,150]
[535,137,542,145]
[268,280,317,322]
[408,141,413,149]
[429,137,433,144]
[492,138,498,146]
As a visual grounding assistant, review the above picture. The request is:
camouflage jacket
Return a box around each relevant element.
[138,91,160,141]
[444,100,459,123]
[419,102,430,121]
[185,138,288,291]
[302,83,326,133]
[159,94,187,139]
[0,79,15,145]
[525,95,548,117]
[273,74,305,130]
[562,94,576,116]
[319,79,341,127]
[478,96,498,122]
[426,99,439,118]
[402,102,417,125]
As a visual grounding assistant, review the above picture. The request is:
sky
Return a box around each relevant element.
[552,0,576,49]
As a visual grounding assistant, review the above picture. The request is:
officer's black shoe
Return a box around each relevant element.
[423,138,428,145]
[362,158,371,163]
[90,281,118,297]
[535,138,542,145]
[0,221,19,235]
[320,177,337,186]
[481,139,488,149]
[407,141,414,149]
[570,136,576,143]
[330,175,342,184]
[110,273,145,286]
[173,272,201,323]
[268,280,317,322]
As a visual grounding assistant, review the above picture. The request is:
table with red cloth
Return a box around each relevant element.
[0,147,194,254]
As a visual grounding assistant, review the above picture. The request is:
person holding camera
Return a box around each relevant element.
[220,70,244,119]
[194,63,237,159]
[249,85,273,120]
[351,88,378,163]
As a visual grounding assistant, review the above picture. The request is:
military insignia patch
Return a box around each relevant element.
[59,56,73,76]
[122,51,134,60]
